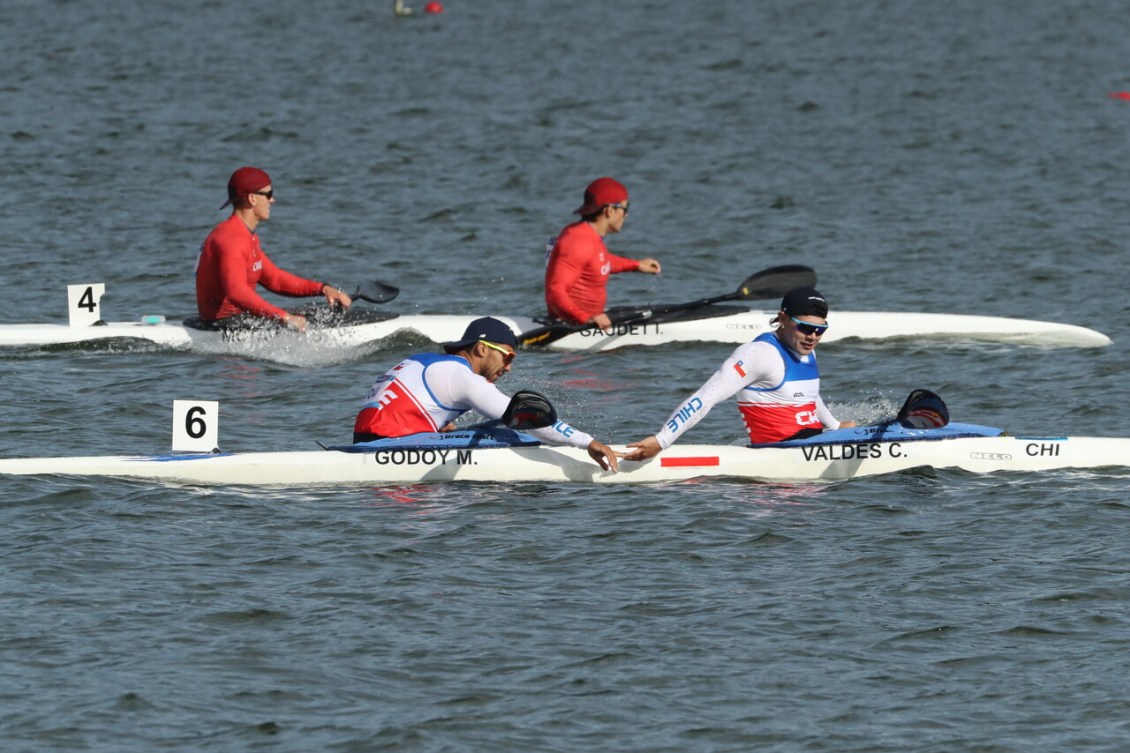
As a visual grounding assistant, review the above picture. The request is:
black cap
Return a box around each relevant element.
[443,317,518,353]
[780,287,828,318]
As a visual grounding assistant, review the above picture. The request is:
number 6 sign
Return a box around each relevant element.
[172,400,219,452]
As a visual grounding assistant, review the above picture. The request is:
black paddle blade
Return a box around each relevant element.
[501,390,557,430]
[896,389,950,429]
[352,280,400,305]
[736,265,818,301]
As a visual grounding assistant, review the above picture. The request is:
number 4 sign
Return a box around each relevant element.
[172,400,219,453]
[67,283,106,327]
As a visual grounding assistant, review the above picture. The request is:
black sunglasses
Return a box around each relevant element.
[252,189,274,200]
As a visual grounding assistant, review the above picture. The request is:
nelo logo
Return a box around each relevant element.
[969,452,1012,461]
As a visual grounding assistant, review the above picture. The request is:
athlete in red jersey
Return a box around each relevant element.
[545,177,661,332]
[195,166,352,332]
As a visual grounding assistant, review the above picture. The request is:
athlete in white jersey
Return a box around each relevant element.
[625,287,856,460]
[353,317,620,471]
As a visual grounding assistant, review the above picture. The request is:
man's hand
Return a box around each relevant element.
[589,312,613,333]
[322,284,353,309]
[283,313,308,333]
[637,258,661,274]
[587,439,621,472]
[623,435,661,461]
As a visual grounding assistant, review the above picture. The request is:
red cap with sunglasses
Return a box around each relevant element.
[573,177,628,216]
[220,166,272,209]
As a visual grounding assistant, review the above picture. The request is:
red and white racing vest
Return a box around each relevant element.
[353,353,471,438]
[738,332,822,443]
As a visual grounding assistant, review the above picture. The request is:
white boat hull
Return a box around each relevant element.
[1,434,1126,486]
[0,310,1111,351]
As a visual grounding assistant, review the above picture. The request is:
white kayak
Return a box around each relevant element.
[0,307,1111,352]
[2,423,1127,486]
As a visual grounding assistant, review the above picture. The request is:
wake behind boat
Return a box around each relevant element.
[1,421,1127,487]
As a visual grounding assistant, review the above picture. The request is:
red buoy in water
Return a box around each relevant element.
[424,1,443,13]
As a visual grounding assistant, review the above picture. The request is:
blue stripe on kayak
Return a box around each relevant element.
[330,427,543,453]
[755,421,1004,448]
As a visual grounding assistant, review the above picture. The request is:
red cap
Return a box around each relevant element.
[573,177,628,215]
[220,166,272,209]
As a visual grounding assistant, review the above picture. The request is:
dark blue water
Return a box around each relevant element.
[3,1,1130,750]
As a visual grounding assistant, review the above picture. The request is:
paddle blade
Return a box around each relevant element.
[352,280,400,304]
[501,390,557,430]
[735,265,817,301]
[896,389,950,429]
